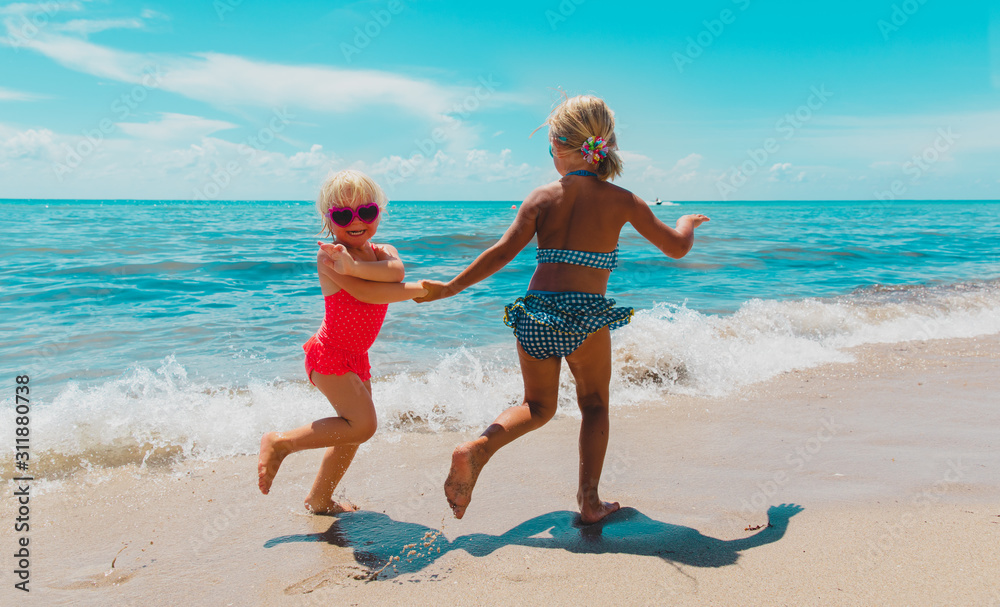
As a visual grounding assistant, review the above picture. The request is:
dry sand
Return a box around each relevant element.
[2,334,999,606]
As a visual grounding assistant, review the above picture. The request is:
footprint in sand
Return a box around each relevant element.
[283,564,376,593]
[55,565,139,590]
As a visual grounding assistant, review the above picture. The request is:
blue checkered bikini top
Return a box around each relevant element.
[536,244,619,271]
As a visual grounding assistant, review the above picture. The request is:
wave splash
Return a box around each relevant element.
[5,279,998,478]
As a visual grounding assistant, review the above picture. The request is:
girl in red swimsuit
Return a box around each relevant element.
[257,170,427,514]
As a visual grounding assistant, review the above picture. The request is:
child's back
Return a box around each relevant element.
[537,179,634,245]
[524,178,638,295]
[416,94,709,523]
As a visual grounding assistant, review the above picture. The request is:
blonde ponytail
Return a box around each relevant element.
[543,94,623,181]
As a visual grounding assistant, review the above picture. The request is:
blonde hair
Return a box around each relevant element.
[316,169,388,236]
[543,94,623,181]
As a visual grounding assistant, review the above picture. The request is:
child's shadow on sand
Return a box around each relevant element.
[265,503,803,579]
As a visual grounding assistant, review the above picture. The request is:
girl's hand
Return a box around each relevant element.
[317,242,355,275]
[678,214,710,229]
[414,280,452,303]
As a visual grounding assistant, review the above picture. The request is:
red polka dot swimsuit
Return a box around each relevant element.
[303,288,388,384]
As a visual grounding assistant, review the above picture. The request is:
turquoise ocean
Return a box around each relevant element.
[2,199,999,477]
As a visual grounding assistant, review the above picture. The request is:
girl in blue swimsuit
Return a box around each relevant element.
[417,94,710,524]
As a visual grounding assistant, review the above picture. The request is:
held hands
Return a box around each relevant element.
[410,215,710,304]
[413,279,452,303]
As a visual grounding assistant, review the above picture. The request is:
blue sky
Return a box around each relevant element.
[1,0,997,201]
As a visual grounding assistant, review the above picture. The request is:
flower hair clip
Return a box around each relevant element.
[580,136,609,164]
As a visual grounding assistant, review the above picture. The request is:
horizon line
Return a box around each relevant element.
[3,198,999,203]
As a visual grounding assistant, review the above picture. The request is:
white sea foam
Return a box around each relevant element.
[4,280,998,474]
[614,280,1000,397]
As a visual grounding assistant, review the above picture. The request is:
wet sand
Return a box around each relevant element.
[1,334,998,606]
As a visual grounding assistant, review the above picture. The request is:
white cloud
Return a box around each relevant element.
[55,17,144,36]
[0,125,57,160]
[799,111,1000,157]
[464,148,533,182]
[768,162,806,183]
[0,1,84,16]
[636,152,704,185]
[9,27,522,127]
[868,160,902,170]
[0,116,547,199]
[5,25,532,166]
[618,150,651,163]
[621,151,706,186]
[164,53,461,118]
[0,119,343,198]
[9,29,148,82]
[667,153,702,183]
[0,86,44,101]
[640,165,666,180]
[1,5,540,197]
[117,113,238,141]
[366,147,537,189]
[288,144,331,169]
[1,2,163,38]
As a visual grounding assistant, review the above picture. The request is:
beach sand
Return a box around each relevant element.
[2,334,998,606]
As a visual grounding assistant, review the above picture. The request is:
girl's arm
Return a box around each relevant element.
[628,195,710,259]
[318,253,426,304]
[417,192,542,302]
[319,242,406,283]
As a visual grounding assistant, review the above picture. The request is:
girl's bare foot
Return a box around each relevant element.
[444,440,487,519]
[579,497,621,525]
[257,432,291,495]
[303,497,358,515]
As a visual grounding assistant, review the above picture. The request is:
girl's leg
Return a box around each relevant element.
[303,378,373,513]
[445,343,561,518]
[304,445,360,513]
[564,327,620,524]
[258,371,377,496]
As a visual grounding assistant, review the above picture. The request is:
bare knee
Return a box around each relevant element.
[576,392,608,416]
[526,399,557,425]
[346,414,378,444]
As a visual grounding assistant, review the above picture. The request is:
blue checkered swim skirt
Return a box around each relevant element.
[503,291,634,359]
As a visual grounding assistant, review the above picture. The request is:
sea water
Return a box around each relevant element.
[1,199,998,474]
